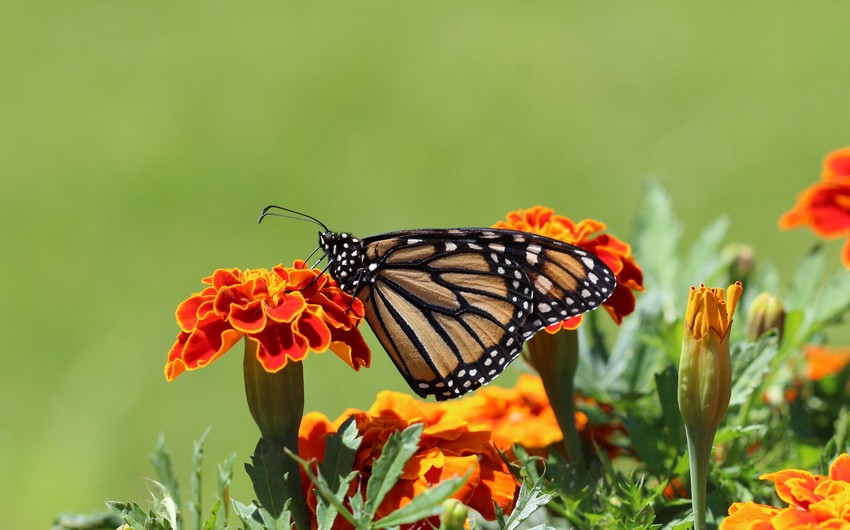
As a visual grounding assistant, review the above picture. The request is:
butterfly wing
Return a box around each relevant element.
[356,228,615,400]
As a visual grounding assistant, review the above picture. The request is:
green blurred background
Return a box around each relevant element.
[2,1,849,526]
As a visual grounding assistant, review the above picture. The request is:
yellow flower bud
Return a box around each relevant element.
[678,282,742,530]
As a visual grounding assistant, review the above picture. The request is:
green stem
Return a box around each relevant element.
[684,426,714,530]
[527,330,586,472]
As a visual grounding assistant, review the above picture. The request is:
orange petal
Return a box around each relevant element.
[180,319,243,370]
[721,502,780,530]
[294,311,333,352]
[823,147,850,182]
[830,454,850,483]
[763,470,822,508]
[254,325,307,371]
[328,327,372,370]
[228,299,267,333]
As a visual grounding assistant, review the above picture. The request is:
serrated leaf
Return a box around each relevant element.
[316,417,361,530]
[232,500,264,530]
[51,512,124,530]
[189,427,211,530]
[287,449,359,528]
[713,424,763,444]
[150,435,181,511]
[499,476,554,530]
[786,246,825,310]
[245,438,290,518]
[804,269,850,337]
[258,502,292,530]
[106,501,152,529]
[729,335,779,407]
[680,216,730,291]
[364,423,423,519]
[631,180,682,323]
[374,469,471,528]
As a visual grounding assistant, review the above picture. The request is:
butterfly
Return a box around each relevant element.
[260,206,616,400]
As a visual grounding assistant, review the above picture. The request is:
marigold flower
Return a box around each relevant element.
[299,391,518,527]
[493,206,644,330]
[721,454,850,529]
[779,147,850,268]
[165,261,370,380]
[447,374,566,455]
[804,344,850,382]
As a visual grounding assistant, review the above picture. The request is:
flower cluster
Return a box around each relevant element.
[299,391,518,525]
[722,454,850,529]
[780,147,850,268]
[165,261,370,380]
[493,206,644,330]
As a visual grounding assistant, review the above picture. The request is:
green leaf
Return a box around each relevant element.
[713,424,763,444]
[786,246,825,311]
[189,427,212,530]
[245,438,290,518]
[150,435,182,512]
[364,423,423,519]
[106,501,156,530]
[201,500,221,530]
[680,216,730,292]
[499,476,554,530]
[147,479,179,530]
[373,469,471,528]
[729,334,779,407]
[315,417,361,530]
[804,269,850,337]
[631,180,681,323]
[655,365,685,451]
[51,512,124,530]
[821,407,850,470]
[217,451,238,527]
[231,500,264,530]
[287,449,360,529]
[258,502,292,530]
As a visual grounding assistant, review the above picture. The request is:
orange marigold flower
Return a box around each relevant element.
[165,261,370,380]
[779,147,850,268]
[447,374,565,454]
[299,391,518,527]
[493,206,644,329]
[720,454,850,529]
[805,344,850,382]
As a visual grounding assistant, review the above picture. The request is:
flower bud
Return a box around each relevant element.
[746,292,785,343]
[722,243,756,285]
[678,282,742,530]
[439,499,469,530]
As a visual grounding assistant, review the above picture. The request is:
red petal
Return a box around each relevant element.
[228,299,267,333]
[266,294,307,323]
[254,324,308,371]
[295,311,332,352]
[179,318,243,370]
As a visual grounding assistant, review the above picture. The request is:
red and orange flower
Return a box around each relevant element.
[447,374,625,460]
[299,391,518,526]
[447,373,567,456]
[721,454,850,529]
[804,344,850,382]
[165,261,370,381]
[493,206,644,330]
[780,147,850,268]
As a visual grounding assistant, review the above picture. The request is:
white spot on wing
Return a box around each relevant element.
[581,256,595,269]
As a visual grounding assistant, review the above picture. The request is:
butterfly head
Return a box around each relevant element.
[319,231,365,293]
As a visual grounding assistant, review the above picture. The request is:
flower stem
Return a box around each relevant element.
[243,341,308,530]
[684,426,713,530]
[527,330,586,472]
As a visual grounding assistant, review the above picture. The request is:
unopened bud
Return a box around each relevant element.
[723,243,756,285]
[439,499,468,530]
[746,292,785,343]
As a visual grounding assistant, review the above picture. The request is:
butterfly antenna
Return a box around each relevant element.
[258,205,331,233]
[303,245,324,266]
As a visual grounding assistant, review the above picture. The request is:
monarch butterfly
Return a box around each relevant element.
[260,206,615,400]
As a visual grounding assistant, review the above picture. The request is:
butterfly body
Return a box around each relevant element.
[318,227,616,400]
